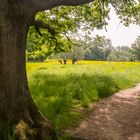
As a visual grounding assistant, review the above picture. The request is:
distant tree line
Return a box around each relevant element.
[26,35,140,63]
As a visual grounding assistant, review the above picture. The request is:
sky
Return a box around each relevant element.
[91,8,140,47]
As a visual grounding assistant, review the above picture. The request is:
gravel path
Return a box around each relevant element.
[70,84,140,140]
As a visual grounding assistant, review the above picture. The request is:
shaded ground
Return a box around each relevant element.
[70,84,140,140]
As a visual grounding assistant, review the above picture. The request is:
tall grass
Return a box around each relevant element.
[27,61,140,139]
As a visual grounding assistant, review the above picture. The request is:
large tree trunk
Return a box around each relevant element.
[0,2,55,140]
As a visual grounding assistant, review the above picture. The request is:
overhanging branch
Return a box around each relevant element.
[32,0,95,12]
[31,19,56,36]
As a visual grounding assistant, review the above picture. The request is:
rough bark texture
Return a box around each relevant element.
[0,0,29,124]
[0,1,55,139]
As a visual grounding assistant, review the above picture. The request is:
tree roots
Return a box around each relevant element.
[15,118,56,140]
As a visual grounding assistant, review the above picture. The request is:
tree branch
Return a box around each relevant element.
[32,0,95,12]
[31,19,56,36]
[62,32,80,47]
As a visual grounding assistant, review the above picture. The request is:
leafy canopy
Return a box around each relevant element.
[27,0,110,58]
[27,0,140,59]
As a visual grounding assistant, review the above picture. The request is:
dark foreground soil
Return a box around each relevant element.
[70,84,140,140]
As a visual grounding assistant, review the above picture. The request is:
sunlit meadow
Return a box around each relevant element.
[27,60,140,138]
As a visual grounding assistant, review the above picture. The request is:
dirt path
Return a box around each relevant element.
[70,84,140,140]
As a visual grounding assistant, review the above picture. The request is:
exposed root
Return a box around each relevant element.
[15,121,30,140]
[15,120,56,140]
[15,102,57,140]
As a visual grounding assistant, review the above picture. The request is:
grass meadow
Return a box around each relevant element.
[27,60,140,139]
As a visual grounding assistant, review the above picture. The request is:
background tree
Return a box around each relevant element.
[84,36,113,60]
[55,45,85,64]
[131,36,140,61]
[55,52,71,64]
[107,46,132,61]
[71,46,85,64]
